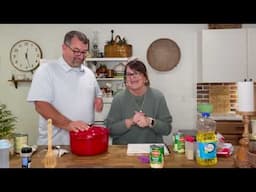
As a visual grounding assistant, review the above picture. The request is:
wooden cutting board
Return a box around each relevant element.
[209,85,230,114]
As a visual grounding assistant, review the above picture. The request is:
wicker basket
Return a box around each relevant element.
[248,151,256,168]
[104,35,132,58]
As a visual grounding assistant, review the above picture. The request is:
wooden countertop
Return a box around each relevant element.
[10,145,236,168]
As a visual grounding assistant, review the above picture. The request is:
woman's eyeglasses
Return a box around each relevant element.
[65,43,88,56]
[125,71,141,78]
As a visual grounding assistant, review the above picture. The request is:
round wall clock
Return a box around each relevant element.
[10,40,43,72]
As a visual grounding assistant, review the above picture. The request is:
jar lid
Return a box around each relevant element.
[21,146,32,153]
[185,135,195,142]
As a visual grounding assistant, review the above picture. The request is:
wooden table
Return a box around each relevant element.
[10,145,236,168]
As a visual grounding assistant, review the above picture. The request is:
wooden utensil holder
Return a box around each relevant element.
[235,111,256,168]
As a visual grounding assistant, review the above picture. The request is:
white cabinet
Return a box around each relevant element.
[201,28,256,83]
[247,28,256,80]
[85,57,129,123]
[201,29,247,82]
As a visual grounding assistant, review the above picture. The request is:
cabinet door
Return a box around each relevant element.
[202,29,247,82]
[248,28,256,80]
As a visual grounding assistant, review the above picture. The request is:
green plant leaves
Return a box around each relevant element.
[0,104,17,139]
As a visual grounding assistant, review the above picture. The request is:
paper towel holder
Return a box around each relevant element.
[243,78,253,82]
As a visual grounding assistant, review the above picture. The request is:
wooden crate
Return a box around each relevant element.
[209,85,230,114]
[208,24,242,29]
[216,120,244,145]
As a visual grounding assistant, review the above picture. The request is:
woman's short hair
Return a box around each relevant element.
[124,59,150,86]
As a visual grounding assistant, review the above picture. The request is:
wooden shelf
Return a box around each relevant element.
[96,77,123,81]
[86,57,129,62]
[8,79,31,89]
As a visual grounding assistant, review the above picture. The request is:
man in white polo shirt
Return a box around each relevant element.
[27,30,103,145]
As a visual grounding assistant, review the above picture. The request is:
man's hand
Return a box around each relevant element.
[94,97,103,112]
[67,120,91,132]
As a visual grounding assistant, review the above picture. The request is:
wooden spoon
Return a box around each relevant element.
[43,119,57,168]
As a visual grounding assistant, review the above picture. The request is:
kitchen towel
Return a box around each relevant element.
[237,81,255,112]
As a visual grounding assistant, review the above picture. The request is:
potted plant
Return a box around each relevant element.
[0,104,17,155]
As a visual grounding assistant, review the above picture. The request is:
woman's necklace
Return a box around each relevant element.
[134,94,145,112]
[130,86,147,112]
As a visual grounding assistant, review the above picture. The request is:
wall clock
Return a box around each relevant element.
[10,40,43,72]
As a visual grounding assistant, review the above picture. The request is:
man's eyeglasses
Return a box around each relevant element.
[65,43,88,56]
[125,71,141,78]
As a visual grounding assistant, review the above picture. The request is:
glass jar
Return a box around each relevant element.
[249,134,256,154]
[14,133,28,154]
[185,135,195,160]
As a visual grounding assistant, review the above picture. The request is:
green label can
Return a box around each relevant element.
[173,132,185,153]
[149,144,164,168]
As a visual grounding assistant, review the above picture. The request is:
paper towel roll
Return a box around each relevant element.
[237,81,255,112]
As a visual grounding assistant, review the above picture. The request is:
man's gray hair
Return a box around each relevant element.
[64,30,89,45]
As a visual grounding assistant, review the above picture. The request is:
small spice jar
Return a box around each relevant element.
[185,135,195,160]
[249,134,256,154]
[21,146,32,168]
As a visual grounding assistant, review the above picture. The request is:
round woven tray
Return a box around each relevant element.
[147,38,181,72]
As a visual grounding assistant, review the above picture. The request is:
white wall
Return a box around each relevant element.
[0,24,225,145]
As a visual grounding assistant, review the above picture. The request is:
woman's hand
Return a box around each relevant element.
[133,111,149,128]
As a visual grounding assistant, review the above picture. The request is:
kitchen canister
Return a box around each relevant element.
[14,133,28,154]
[0,139,11,168]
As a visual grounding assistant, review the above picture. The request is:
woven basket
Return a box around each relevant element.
[248,151,256,168]
[104,35,132,58]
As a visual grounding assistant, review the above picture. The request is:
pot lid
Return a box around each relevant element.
[146,38,181,71]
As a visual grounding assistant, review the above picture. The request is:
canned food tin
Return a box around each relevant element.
[14,133,28,154]
[149,144,164,168]
[172,132,185,153]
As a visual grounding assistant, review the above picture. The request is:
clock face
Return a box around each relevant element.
[10,40,43,72]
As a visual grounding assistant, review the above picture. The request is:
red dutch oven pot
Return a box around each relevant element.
[70,126,109,156]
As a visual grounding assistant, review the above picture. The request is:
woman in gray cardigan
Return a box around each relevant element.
[105,59,172,144]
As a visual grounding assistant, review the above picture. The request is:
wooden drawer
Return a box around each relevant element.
[216,120,244,134]
[221,134,243,145]
[216,120,244,145]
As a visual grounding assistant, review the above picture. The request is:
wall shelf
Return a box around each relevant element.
[86,57,130,62]
[97,77,123,81]
[8,79,31,89]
